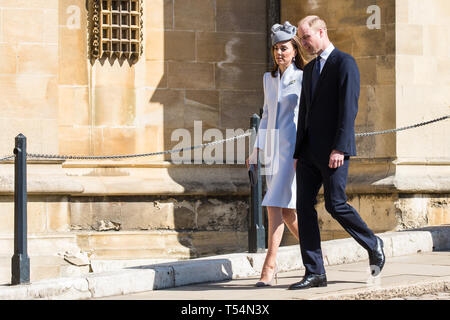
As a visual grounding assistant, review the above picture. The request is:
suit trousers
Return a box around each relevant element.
[296,144,377,275]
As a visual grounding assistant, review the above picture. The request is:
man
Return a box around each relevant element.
[289,16,385,290]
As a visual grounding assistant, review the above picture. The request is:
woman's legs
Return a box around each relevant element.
[259,206,284,282]
[282,208,299,241]
[259,207,299,282]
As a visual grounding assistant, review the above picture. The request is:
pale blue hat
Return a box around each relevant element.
[271,21,297,46]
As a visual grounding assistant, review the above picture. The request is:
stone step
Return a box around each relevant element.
[0,233,80,256]
[0,233,88,285]
[0,255,90,285]
[89,258,180,273]
[75,230,248,260]
[0,230,248,271]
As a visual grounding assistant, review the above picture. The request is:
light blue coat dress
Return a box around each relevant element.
[254,63,303,209]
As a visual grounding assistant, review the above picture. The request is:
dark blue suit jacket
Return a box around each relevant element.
[293,48,359,164]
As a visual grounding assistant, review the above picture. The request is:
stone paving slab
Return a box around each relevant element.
[0,228,448,300]
[96,252,450,301]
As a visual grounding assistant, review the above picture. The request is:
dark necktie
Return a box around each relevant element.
[311,56,321,97]
[306,56,321,131]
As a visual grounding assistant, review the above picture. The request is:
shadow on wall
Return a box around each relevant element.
[148,0,268,258]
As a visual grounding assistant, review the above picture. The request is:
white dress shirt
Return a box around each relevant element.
[318,43,335,73]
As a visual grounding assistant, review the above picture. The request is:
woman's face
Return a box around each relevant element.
[273,40,297,69]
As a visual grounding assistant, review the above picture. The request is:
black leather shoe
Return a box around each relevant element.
[288,273,327,290]
[368,236,385,276]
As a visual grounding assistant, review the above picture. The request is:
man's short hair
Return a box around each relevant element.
[299,16,327,31]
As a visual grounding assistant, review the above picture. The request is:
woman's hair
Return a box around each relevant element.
[271,35,307,77]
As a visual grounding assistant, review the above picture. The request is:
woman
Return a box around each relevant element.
[247,21,306,287]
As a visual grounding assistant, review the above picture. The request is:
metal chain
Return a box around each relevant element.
[355,115,450,137]
[0,115,448,162]
[25,131,254,161]
[0,155,15,162]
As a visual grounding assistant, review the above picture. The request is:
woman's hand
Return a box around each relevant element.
[246,149,260,169]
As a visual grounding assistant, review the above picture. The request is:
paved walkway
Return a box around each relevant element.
[95,251,450,300]
[0,227,449,300]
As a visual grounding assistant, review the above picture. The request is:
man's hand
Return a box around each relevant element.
[329,150,344,169]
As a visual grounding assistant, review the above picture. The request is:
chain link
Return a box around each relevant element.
[0,115,448,162]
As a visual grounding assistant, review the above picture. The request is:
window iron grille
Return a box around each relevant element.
[88,0,143,65]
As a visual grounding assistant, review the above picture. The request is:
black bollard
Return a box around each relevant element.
[11,134,30,285]
[248,114,265,253]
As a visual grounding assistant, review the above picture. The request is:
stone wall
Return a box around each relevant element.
[281,0,449,163]
[57,0,268,161]
[70,194,250,259]
[280,0,450,246]
[0,1,448,263]
[0,0,269,261]
[395,0,450,160]
[282,0,396,159]
[0,0,59,156]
